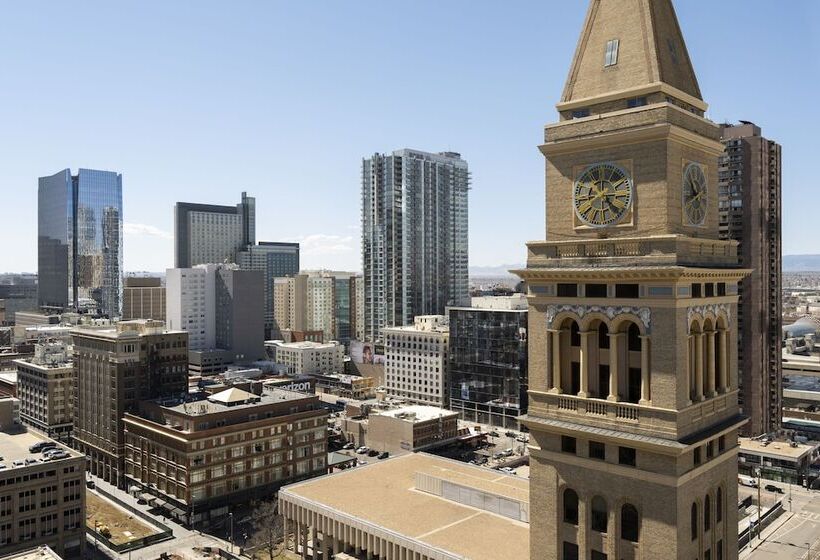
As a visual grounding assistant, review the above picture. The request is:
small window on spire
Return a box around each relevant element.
[605,39,620,67]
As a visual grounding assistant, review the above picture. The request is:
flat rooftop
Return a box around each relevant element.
[281,453,529,560]
[159,387,313,416]
[268,341,339,350]
[378,405,458,422]
[0,546,63,560]
[738,437,816,460]
[0,430,82,467]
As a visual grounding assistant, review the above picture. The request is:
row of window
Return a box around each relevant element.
[561,436,636,467]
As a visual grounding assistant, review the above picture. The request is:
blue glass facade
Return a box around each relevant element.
[38,169,123,317]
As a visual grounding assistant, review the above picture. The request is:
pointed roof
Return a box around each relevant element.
[208,387,258,405]
[558,0,705,111]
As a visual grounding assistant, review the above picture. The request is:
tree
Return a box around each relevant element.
[247,500,286,560]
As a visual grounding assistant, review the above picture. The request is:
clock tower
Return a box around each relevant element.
[517,1,748,560]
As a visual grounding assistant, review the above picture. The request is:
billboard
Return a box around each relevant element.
[349,341,385,365]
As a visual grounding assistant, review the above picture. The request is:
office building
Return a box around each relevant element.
[265,340,344,375]
[354,275,365,342]
[237,241,300,337]
[719,122,782,436]
[174,192,255,268]
[0,397,20,429]
[279,453,529,560]
[13,342,74,443]
[38,168,123,317]
[343,405,460,455]
[273,272,357,343]
[516,1,746,559]
[384,316,449,407]
[447,295,528,430]
[332,273,360,348]
[71,320,188,488]
[0,431,86,558]
[123,387,327,525]
[167,264,265,362]
[122,277,165,321]
[362,150,469,341]
[0,284,38,326]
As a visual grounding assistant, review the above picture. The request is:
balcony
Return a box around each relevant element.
[525,235,739,270]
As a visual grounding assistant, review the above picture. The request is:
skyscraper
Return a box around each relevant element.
[174,191,255,268]
[517,1,746,559]
[718,122,782,436]
[38,168,123,317]
[237,241,300,337]
[362,150,470,341]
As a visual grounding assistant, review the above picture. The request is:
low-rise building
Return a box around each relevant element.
[0,431,86,558]
[123,387,328,526]
[266,340,344,375]
[341,404,458,454]
[0,546,63,560]
[312,373,375,400]
[0,397,20,429]
[279,453,528,560]
[738,437,819,485]
[384,316,449,407]
[13,342,73,443]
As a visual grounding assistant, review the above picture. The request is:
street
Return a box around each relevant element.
[743,484,820,560]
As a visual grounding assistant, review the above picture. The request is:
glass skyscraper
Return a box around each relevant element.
[38,168,123,317]
[236,241,300,337]
[362,150,470,341]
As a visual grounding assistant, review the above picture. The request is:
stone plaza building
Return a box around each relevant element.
[516,1,747,559]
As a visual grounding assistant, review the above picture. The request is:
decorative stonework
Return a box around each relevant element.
[687,303,731,325]
[546,304,651,332]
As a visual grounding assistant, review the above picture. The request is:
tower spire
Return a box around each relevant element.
[559,0,703,112]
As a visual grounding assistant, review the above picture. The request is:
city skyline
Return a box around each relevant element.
[1,0,817,275]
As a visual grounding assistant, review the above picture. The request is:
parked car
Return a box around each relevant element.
[488,431,499,438]
[367,449,379,457]
[378,451,389,460]
[505,431,516,438]
[29,441,56,453]
[86,480,96,489]
[342,443,355,450]
[765,484,784,494]
[356,446,370,454]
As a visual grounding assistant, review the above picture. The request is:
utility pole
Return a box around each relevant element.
[229,512,234,553]
[756,468,762,541]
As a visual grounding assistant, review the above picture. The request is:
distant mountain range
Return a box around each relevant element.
[469,264,525,277]
[784,255,820,272]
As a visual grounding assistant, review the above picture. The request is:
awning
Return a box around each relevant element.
[167,506,186,518]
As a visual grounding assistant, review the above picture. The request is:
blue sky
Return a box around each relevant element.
[1,1,817,273]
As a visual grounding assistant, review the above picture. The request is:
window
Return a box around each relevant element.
[707,440,714,459]
[585,284,607,298]
[558,284,578,297]
[705,283,715,298]
[618,446,636,467]
[563,542,579,560]
[717,540,723,560]
[717,283,726,296]
[691,502,698,540]
[604,39,620,67]
[694,447,702,466]
[563,489,579,525]
[627,97,647,108]
[621,504,639,542]
[718,436,726,452]
[704,495,711,530]
[615,284,640,298]
[589,441,606,461]
[691,283,702,298]
[561,436,577,454]
[572,109,590,119]
[591,496,608,533]
[592,552,607,560]
[716,488,723,523]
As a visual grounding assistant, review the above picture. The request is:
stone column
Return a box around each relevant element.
[608,333,624,401]
[579,331,593,398]
[283,517,290,551]
[706,331,716,397]
[639,335,651,404]
[686,335,694,405]
[310,525,317,559]
[718,328,729,392]
[549,329,562,393]
[694,334,704,401]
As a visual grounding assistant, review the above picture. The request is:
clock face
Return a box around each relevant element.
[683,162,707,225]
[573,162,633,227]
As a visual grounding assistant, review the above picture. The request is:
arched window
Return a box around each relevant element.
[563,489,579,525]
[621,504,639,542]
[628,323,641,352]
[704,495,711,531]
[570,322,581,347]
[598,322,610,349]
[591,496,608,533]
[716,488,723,523]
[691,502,698,541]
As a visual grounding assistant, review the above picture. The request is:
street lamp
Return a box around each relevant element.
[755,467,762,541]
[229,512,234,553]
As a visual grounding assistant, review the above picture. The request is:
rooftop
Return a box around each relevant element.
[159,387,312,417]
[281,453,528,560]
[0,546,63,560]
[266,340,340,350]
[377,405,459,423]
[738,437,817,460]
[0,430,82,467]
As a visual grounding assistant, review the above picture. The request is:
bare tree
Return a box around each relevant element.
[247,500,285,560]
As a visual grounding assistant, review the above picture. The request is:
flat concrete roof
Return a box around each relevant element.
[0,430,82,467]
[0,546,63,559]
[377,405,459,423]
[739,437,816,460]
[281,453,529,560]
[159,388,312,416]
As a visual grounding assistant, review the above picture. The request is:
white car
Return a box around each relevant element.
[356,446,370,454]
[342,443,355,450]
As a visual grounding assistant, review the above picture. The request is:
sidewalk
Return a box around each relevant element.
[740,510,795,559]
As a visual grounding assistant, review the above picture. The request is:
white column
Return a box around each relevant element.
[694,334,704,401]
[639,335,651,404]
[706,331,717,397]
[608,333,624,401]
[579,331,593,398]
[549,329,563,393]
[718,328,729,392]
[686,335,694,405]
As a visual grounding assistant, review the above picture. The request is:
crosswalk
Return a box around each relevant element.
[798,511,820,522]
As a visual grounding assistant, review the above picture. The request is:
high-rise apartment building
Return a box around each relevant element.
[718,122,782,436]
[122,277,166,321]
[237,241,300,337]
[14,341,74,443]
[166,264,265,362]
[447,295,528,430]
[362,150,470,341]
[384,316,449,407]
[71,320,188,488]
[517,2,746,559]
[174,192,255,268]
[38,168,123,317]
